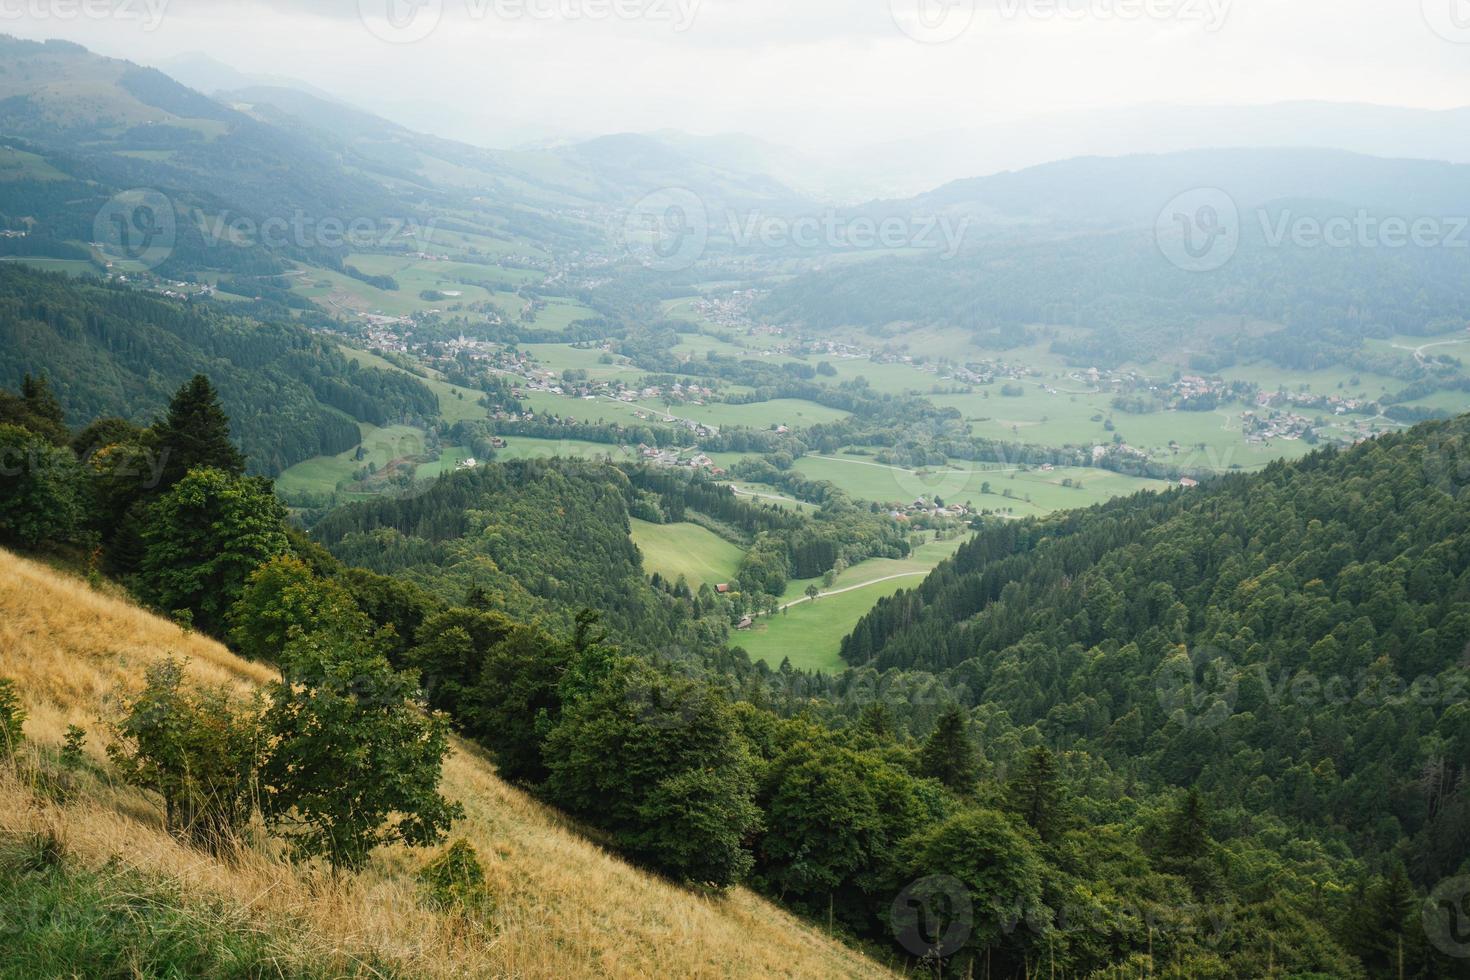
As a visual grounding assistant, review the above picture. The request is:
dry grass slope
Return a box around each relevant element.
[0,548,896,979]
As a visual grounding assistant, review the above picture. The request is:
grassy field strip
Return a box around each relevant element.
[736,580,914,674]
[778,572,926,610]
[739,535,971,673]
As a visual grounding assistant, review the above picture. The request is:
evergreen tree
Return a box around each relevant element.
[0,374,71,446]
[1005,746,1064,843]
[918,705,980,793]
[153,375,246,488]
[1158,787,1220,896]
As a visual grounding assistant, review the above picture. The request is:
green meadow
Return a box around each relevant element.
[738,535,970,673]
[630,519,746,590]
[790,454,1172,512]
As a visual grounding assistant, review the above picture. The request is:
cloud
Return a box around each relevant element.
[6,0,1466,159]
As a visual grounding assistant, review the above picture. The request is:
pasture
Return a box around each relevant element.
[630,520,746,590]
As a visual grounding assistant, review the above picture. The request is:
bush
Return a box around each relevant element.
[417,839,492,914]
[107,659,263,851]
[262,628,461,871]
[0,677,25,758]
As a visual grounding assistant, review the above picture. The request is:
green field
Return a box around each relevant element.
[791,453,1172,513]
[650,397,849,429]
[630,519,745,590]
[736,578,912,673]
[275,423,429,497]
[737,535,970,673]
[489,436,639,463]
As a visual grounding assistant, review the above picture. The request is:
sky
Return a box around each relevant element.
[3,0,1469,154]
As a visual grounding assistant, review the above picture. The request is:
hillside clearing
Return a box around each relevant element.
[630,519,745,590]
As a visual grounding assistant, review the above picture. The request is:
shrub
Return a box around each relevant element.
[108,659,262,851]
[417,839,492,914]
[262,628,461,871]
[0,677,26,758]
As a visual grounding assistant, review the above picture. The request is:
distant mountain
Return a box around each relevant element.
[760,147,1470,364]
[548,131,807,210]
[886,147,1470,231]
[153,52,343,104]
[847,101,1470,197]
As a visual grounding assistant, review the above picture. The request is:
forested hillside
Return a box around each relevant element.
[846,416,1470,892]
[0,264,438,473]
[310,458,725,651]
[760,223,1470,368]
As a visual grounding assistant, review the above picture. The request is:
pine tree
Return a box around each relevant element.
[1006,745,1064,842]
[918,705,980,792]
[153,375,246,488]
[1158,787,1220,896]
[0,374,69,445]
[1162,787,1210,861]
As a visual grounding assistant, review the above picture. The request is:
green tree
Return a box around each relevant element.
[902,809,1050,973]
[230,555,370,662]
[542,658,759,887]
[137,469,289,636]
[107,659,262,851]
[153,375,246,489]
[1006,746,1065,843]
[457,619,573,785]
[918,705,980,793]
[759,740,930,923]
[0,374,69,446]
[0,422,84,548]
[261,628,461,871]
[1157,788,1220,896]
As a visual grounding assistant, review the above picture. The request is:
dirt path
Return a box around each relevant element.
[779,572,927,611]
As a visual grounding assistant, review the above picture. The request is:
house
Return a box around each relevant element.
[458,457,478,470]
[735,615,754,630]
[715,583,732,594]
[1180,477,1199,488]
[490,437,507,449]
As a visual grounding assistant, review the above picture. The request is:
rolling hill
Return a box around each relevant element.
[0,547,894,979]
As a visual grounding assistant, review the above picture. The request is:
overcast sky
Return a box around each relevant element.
[6,0,1469,152]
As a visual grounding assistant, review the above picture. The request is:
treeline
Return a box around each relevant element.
[0,264,440,474]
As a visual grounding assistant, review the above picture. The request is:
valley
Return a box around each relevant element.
[4,26,1470,978]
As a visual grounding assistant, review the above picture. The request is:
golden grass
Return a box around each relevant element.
[0,547,897,979]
